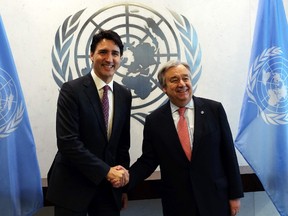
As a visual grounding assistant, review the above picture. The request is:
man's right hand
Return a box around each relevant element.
[106,165,129,188]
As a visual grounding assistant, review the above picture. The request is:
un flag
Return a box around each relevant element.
[235,0,288,215]
[0,16,43,215]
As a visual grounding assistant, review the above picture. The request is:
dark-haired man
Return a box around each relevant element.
[47,29,131,216]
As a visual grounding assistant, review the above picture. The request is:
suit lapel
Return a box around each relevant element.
[192,96,205,155]
[160,102,190,161]
[82,74,107,139]
[109,83,122,142]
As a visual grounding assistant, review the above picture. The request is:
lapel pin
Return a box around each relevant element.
[201,111,204,114]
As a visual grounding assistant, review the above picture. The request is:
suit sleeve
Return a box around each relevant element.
[218,103,244,199]
[128,115,159,190]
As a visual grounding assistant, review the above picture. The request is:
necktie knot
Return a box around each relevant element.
[103,85,110,93]
[178,107,186,117]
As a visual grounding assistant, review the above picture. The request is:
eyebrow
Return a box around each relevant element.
[170,74,189,78]
[98,49,120,54]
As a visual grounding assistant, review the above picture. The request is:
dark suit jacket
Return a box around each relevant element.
[128,96,243,216]
[46,73,132,211]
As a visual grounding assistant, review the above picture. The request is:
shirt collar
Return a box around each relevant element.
[91,70,114,91]
[170,98,194,114]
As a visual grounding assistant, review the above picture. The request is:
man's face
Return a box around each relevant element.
[90,38,121,83]
[163,65,193,107]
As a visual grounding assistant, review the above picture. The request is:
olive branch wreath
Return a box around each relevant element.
[247,46,288,125]
[51,9,85,88]
[0,101,24,138]
[170,10,202,92]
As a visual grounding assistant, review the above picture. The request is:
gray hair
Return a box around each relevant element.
[157,60,191,88]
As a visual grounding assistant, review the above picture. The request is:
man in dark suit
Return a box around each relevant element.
[46,29,132,216]
[127,60,243,216]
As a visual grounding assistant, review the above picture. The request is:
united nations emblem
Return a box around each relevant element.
[247,46,288,125]
[51,3,202,125]
[0,68,24,138]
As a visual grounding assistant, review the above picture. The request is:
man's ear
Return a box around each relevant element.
[90,52,94,62]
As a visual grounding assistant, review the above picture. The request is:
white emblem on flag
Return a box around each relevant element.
[0,68,24,138]
[247,47,288,125]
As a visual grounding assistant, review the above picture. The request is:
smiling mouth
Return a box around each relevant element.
[102,64,114,69]
[177,87,189,93]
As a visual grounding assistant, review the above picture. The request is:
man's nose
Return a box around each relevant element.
[178,79,186,86]
[105,53,113,61]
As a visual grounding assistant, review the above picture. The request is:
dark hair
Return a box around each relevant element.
[90,29,124,56]
[157,60,191,88]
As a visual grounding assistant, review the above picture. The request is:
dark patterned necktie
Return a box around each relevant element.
[102,85,109,130]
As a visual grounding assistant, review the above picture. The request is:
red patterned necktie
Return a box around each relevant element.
[177,107,191,160]
[102,85,109,130]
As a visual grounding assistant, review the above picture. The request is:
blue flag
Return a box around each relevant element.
[0,16,43,215]
[235,0,288,215]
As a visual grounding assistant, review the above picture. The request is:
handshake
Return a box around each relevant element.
[106,165,129,188]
